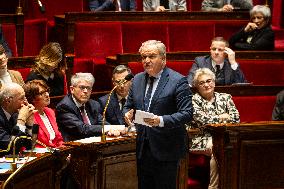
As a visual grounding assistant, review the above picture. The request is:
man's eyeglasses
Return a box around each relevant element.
[76,85,92,91]
[198,79,213,87]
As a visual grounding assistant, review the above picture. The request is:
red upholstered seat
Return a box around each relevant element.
[233,96,276,122]
[214,21,247,41]
[23,19,48,56]
[121,22,169,53]
[2,24,18,57]
[168,22,214,51]
[74,22,123,64]
[239,59,284,85]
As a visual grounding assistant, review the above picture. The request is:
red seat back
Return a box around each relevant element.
[121,22,169,53]
[2,24,18,57]
[168,22,214,51]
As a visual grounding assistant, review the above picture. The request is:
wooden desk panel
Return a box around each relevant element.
[206,121,284,189]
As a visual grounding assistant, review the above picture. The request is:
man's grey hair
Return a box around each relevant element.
[112,65,132,76]
[71,73,95,87]
[139,40,166,58]
[0,83,22,104]
[192,68,216,87]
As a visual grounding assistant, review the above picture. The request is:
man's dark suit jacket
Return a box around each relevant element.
[98,93,125,125]
[124,67,193,161]
[187,55,247,86]
[0,108,31,154]
[229,26,275,50]
[56,94,103,142]
[272,90,284,121]
[89,0,136,11]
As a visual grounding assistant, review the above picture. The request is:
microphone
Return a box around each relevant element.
[101,73,133,141]
[118,73,134,85]
[37,0,46,13]
[32,124,39,149]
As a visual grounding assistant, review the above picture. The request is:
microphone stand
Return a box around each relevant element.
[16,0,23,15]
[101,85,118,142]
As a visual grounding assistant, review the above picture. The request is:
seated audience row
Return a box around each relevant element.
[89,0,253,12]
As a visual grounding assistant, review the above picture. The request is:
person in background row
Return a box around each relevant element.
[272,90,284,121]
[0,25,12,58]
[56,73,123,142]
[190,68,240,189]
[98,65,133,125]
[124,40,193,189]
[0,83,36,154]
[26,42,66,97]
[229,5,274,50]
[89,0,136,11]
[24,80,64,148]
[143,0,187,11]
[201,0,253,11]
[0,44,24,89]
[187,37,247,86]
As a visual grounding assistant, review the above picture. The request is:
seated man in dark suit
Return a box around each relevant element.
[272,90,284,121]
[188,36,247,86]
[89,0,136,11]
[0,83,36,154]
[56,73,122,142]
[98,65,132,125]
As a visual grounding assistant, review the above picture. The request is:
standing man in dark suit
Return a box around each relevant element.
[124,40,193,189]
[98,65,132,125]
[187,36,247,86]
[89,0,136,11]
[0,83,36,154]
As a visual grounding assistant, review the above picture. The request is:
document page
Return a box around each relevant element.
[134,110,154,127]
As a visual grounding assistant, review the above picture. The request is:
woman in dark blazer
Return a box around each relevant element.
[229,5,275,50]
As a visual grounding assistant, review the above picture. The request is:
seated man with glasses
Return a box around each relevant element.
[187,36,247,87]
[56,73,121,142]
[190,67,240,189]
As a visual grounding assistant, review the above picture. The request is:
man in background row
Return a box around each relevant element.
[272,90,284,121]
[201,0,253,12]
[187,37,247,86]
[98,65,132,125]
[89,0,136,11]
[143,0,187,11]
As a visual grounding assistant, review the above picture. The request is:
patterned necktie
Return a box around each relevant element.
[144,76,155,111]
[80,106,89,124]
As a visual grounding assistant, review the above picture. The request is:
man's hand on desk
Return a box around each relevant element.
[106,128,127,137]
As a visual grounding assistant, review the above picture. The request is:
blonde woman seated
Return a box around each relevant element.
[23,80,64,148]
[191,68,240,189]
[26,42,65,96]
